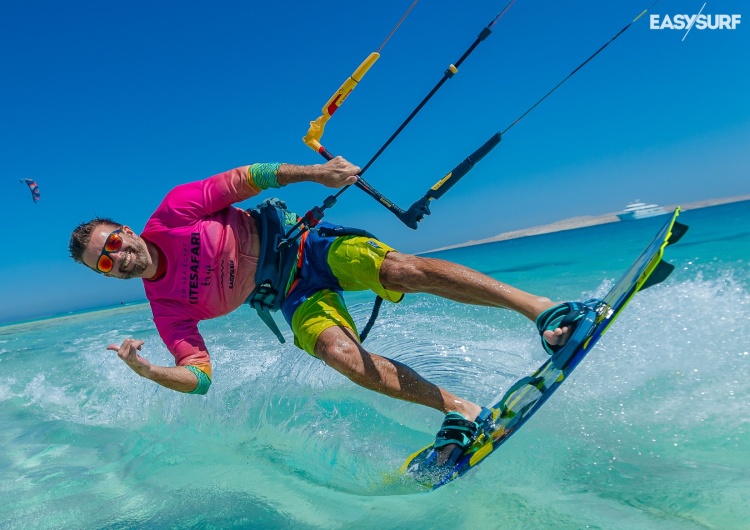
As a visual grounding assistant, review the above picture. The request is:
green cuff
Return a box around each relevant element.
[186,365,212,395]
[250,162,282,189]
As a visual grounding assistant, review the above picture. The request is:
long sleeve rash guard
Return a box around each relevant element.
[141,167,263,376]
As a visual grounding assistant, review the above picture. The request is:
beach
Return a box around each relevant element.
[426,194,750,252]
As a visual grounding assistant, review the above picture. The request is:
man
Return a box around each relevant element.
[69,157,578,464]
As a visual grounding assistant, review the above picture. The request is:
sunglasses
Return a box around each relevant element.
[96,229,123,273]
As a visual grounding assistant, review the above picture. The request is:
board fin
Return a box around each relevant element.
[667,221,689,245]
[639,260,674,290]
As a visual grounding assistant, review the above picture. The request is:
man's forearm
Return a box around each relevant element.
[277,163,325,186]
[276,158,360,188]
[139,364,199,393]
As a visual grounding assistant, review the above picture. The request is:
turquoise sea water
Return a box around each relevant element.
[2,201,749,529]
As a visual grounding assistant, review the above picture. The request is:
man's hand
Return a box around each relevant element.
[277,157,360,188]
[105,338,201,393]
[315,157,360,188]
[107,338,151,378]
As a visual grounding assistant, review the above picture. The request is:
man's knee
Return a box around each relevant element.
[314,326,363,376]
[380,252,424,292]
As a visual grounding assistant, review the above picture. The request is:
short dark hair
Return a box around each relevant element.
[69,217,122,264]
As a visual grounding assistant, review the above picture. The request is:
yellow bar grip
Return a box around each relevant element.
[323,52,380,116]
[430,171,453,192]
[303,116,325,152]
[303,52,380,152]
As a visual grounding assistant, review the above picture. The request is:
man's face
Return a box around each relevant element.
[82,225,150,279]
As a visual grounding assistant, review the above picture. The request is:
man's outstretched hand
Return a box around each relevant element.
[107,338,151,377]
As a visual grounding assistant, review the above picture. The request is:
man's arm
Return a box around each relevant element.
[199,157,360,216]
[276,157,359,188]
[106,338,202,393]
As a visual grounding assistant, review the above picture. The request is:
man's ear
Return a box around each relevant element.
[121,225,136,237]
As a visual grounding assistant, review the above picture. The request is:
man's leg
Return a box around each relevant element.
[314,241,571,418]
[313,325,482,421]
[379,252,567,347]
[294,235,569,463]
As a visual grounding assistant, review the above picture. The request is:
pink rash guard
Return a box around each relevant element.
[141,167,262,372]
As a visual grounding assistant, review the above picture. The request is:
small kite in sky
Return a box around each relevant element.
[20,178,40,203]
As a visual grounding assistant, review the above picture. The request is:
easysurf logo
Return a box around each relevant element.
[650,3,741,41]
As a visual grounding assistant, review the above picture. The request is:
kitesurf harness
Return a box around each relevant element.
[246,198,299,343]
[246,198,383,344]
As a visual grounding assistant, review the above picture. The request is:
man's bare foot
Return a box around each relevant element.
[542,325,572,348]
[536,300,578,350]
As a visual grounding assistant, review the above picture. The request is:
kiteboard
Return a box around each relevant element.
[401,208,688,490]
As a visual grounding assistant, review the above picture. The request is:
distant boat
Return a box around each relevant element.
[617,200,669,221]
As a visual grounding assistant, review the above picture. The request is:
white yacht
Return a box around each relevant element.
[617,200,669,221]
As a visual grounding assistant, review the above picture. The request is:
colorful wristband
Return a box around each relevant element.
[186,365,212,395]
[249,162,283,190]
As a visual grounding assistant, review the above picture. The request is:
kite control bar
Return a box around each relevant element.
[291,0,655,240]
[397,132,502,228]
[293,4,513,236]
[310,131,500,231]
[280,132,500,247]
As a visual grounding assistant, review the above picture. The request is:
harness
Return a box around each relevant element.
[246,198,383,343]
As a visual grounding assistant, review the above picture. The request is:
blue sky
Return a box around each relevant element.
[1,0,747,324]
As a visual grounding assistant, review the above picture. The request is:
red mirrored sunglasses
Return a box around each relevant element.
[96,229,123,273]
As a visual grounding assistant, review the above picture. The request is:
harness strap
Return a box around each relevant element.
[246,198,302,343]
[256,307,286,343]
[359,296,383,343]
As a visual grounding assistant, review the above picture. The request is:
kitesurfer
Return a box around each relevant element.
[68,157,579,463]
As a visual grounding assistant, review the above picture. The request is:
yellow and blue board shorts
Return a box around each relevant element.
[281,222,404,356]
